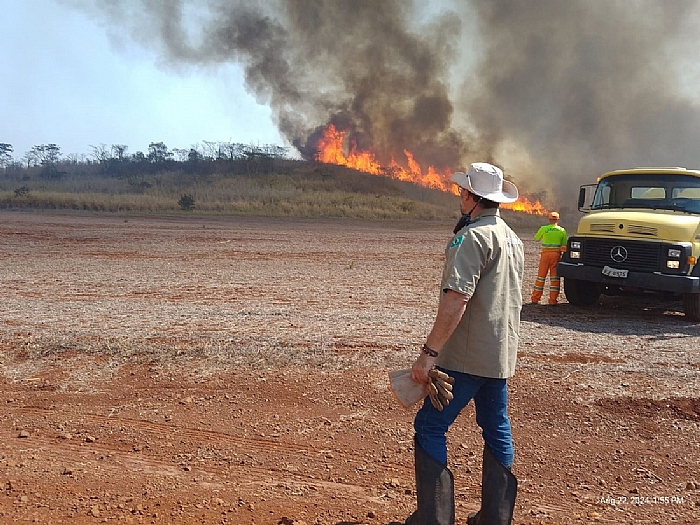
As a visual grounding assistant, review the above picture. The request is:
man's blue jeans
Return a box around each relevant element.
[414,369,514,468]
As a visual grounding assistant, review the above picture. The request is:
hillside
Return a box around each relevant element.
[0,159,547,229]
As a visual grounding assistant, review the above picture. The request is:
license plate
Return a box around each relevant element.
[602,265,628,278]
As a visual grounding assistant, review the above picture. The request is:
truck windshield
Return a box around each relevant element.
[591,173,700,213]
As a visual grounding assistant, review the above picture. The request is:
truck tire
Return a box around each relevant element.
[682,293,700,322]
[563,278,601,306]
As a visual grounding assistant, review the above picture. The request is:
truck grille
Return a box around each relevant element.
[581,239,661,271]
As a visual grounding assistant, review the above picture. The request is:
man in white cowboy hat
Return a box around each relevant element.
[396,162,524,525]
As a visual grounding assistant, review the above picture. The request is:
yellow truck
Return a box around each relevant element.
[557,167,700,321]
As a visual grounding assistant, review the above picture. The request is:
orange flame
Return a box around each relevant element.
[501,197,548,215]
[315,124,548,215]
[315,124,383,175]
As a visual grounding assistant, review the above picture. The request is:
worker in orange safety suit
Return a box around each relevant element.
[531,211,567,305]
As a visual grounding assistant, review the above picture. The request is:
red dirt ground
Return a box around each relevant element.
[1,211,699,524]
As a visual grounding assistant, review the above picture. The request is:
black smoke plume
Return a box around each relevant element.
[64,0,700,205]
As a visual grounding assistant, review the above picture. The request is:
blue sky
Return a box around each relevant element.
[0,0,284,160]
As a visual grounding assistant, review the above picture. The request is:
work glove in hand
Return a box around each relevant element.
[427,368,455,411]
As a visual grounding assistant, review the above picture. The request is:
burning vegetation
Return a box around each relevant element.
[314,124,548,215]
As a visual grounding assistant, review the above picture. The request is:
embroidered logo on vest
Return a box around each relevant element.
[449,235,463,249]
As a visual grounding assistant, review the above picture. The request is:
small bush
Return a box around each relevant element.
[178,194,195,210]
[14,186,30,197]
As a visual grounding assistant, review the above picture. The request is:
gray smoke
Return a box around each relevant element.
[463,0,700,203]
[64,0,700,205]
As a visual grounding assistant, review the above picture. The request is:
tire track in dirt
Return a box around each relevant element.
[6,431,389,506]
[13,405,412,470]
[14,406,313,455]
[8,406,406,505]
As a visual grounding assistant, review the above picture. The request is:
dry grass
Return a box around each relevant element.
[0,160,548,226]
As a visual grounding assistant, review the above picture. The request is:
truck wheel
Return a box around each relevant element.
[563,278,601,306]
[682,293,700,322]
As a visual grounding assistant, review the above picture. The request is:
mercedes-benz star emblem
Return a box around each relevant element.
[610,246,628,263]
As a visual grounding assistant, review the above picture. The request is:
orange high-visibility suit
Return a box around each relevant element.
[531,218,567,304]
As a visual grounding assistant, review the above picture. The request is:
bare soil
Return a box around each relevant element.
[1,211,698,525]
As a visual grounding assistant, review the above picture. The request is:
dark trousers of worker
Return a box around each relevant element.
[531,249,561,304]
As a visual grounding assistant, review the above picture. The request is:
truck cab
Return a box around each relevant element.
[557,167,700,321]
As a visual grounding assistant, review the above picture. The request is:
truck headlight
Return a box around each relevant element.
[570,251,581,259]
[667,260,680,269]
[668,248,682,258]
[570,241,581,250]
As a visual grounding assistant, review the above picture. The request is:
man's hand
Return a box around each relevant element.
[411,352,435,384]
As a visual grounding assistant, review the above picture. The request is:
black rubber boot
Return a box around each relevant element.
[466,445,517,525]
[401,438,455,525]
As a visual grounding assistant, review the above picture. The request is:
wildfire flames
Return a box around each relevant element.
[315,124,548,215]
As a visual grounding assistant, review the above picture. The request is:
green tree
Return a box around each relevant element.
[30,144,61,165]
[187,148,202,163]
[148,142,173,163]
[0,143,13,169]
[111,144,129,160]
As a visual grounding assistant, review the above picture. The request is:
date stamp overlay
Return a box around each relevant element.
[598,495,687,506]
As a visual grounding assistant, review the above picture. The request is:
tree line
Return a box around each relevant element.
[0,141,292,180]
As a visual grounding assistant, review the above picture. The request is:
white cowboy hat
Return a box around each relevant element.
[450,162,518,203]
